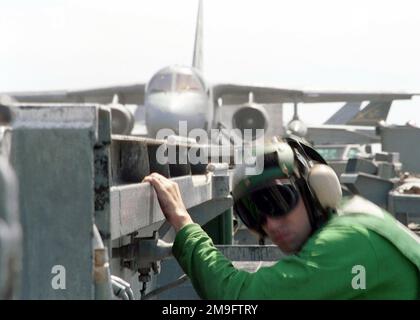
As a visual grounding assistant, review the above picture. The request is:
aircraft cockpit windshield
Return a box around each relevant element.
[175,73,203,92]
[148,68,205,94]
[148,73,173,93]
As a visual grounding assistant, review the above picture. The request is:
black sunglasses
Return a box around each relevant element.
[233,181,300,233]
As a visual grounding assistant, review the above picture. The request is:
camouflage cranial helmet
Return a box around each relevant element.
[231,137,336,236]
[231,139,300,235]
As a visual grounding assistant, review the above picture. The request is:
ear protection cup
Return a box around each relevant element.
[307,164,342,210]
[284,137,343,231]
[285,137,342,210]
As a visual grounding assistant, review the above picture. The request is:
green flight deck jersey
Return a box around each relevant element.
[172,196,420,299]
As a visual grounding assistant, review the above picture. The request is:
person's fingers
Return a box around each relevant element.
[142,172,163,182]
[148,174,172,192]
[167,180,180,197]
[140,173,191,231]
[146,176,166,194]
[174,181,182,199]
[142,174,157,183]
[144,174,165,189]
[149,176,179,203]
[147,179,176,210]
[150,172,167,182]
[153,175,179,197]
[143,174,183,207]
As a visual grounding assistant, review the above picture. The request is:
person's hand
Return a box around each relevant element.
[143,173,193,232]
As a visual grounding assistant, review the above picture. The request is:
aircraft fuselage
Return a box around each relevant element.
[144,65,213,138]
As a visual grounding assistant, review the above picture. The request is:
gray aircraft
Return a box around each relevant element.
[305,100,397,146]
[319,100,394,128]
[322,100,392,126]
[3,0,418,140]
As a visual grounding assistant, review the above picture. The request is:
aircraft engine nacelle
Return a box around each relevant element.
[110,105,135,135]
[231,104,268,140]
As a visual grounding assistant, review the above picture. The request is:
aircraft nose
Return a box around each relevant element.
[147,92,198,113]
[146,93,172,111]
[145,92,209,137]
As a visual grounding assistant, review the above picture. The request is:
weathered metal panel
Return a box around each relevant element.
[0,127,21,299]
[110,136,151,184]
[10,105,98,299]
[94,107,112,255]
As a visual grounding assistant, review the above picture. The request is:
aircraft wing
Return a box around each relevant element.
[302,91,417,103]
[213,85,417,105]
[5,83,146,105]
[212,84,304,104]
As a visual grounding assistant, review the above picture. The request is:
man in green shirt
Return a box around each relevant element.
[143,137,419,299]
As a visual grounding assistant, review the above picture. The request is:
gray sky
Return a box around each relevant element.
[1,0,420,124]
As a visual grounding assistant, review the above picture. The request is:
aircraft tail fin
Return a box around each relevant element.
[192,0,203,72]
[324,102,362,125]
[347,101,392,126]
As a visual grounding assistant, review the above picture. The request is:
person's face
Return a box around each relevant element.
[261,196,312,254]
